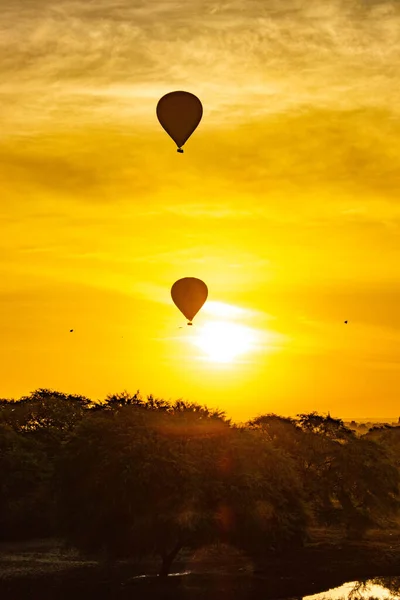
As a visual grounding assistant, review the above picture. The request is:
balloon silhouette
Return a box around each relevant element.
[157,91,203,153]
[171,277,208,325]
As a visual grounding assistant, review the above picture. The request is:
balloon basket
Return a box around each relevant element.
[187,322,193,326]
[177,148,184,153]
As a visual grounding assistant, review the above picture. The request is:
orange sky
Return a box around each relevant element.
[1,0,400,421]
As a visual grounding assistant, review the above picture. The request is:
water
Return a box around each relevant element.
[304,577,400,600]
[125,574,400,599]
[2,565,400,600]
[128,571,192,580]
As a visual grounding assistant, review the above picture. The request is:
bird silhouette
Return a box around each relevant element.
[344,321,348,324]
[70,329,73,332]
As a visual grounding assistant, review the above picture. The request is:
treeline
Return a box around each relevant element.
[346,420,400,433]
[1,389,400,577]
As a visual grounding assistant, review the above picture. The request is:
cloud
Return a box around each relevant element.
[1,0,399,135]
[201,107,400,204]
[1,0,399,224]
[1,0,400,414]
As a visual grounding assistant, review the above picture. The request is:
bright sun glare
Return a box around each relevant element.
[193,321,257,363]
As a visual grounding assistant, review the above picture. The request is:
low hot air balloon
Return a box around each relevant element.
[157,91,203,153]
[171,277,208,325]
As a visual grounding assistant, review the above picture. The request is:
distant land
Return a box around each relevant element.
[344,418,399,423]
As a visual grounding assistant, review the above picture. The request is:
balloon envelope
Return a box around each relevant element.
[171,277,208,323]
[157,92,203,150]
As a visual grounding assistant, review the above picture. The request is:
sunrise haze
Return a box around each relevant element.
[1,0,399,421]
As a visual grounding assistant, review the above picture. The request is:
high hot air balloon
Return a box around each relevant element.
[171,277,208,325]
[157,91,203,153]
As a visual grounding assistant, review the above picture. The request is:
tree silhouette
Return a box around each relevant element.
[55,401,307,575]
[1,390,400,572]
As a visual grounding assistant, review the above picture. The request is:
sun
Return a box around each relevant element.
[192,320,257,363]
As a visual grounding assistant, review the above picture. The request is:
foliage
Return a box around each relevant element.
[0,390,399,572]
[248,412,400,536]
[55,403,307,575]
[0,424,53,539]
[366,425,400,467]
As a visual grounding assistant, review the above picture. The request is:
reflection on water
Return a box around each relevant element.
[124,573,400,598]
[304,577,400,600]
[129,571,192,580]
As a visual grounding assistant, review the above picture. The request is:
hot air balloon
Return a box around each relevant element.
[156,91,203,153]
[171,277,208,325]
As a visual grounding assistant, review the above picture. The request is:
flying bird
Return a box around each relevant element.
[70,329,74,332]
[344,321,348,324]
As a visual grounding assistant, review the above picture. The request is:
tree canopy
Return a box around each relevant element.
[0,389,399,575]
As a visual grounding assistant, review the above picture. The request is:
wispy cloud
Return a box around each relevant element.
[1,0,399,224]
[1,0,399,133]
[1,0,400,411]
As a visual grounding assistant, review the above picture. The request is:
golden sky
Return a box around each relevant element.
[1,0,400,421]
